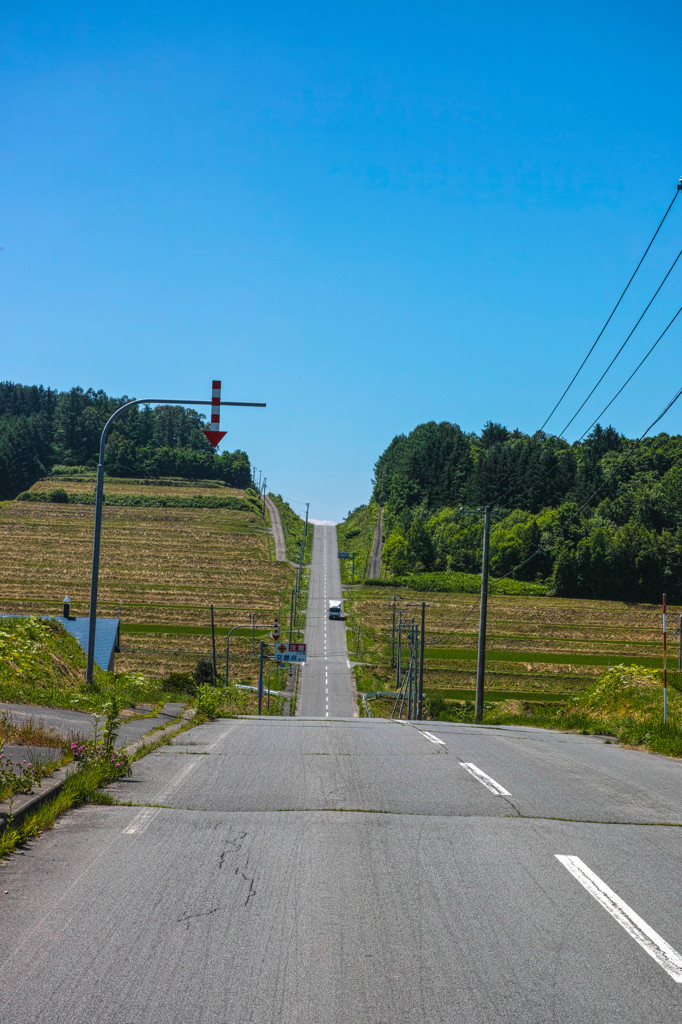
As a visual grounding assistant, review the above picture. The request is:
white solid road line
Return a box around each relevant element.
[556,855,682,982]
[124,806,159,835]
[418,730,446,746]
[461,762,511,796]
[124,760,199,834]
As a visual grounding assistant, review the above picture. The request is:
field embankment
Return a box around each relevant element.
[0,474,303,694]
[344,582,677,713]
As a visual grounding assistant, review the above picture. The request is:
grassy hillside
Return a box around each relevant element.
[0,473,300,688]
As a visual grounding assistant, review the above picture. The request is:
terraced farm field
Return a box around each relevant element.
[0,476,298,682]
[345,584,677,711]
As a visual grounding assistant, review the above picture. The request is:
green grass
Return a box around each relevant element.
[425,687,568,702]
[18,491,256,511]
[121,623,272,638]
[480,665,682,757]
[424,647,666,668]
[366,570,547,595]
[0,760,121,858]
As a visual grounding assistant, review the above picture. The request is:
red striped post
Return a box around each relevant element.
[203,379,227,447]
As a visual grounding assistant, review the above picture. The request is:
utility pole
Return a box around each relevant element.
[262,477,267,517]
[405,601,428,720]
[663,594,668,724]
[390,595,398,668]
[407,621,415,720]
[210,604,217,685]
[678,613,682,671]
[475,507,491,724]
[396,611,402,693]
[418,601,426,721]
[289,587,295,642]
[303,502,309,553]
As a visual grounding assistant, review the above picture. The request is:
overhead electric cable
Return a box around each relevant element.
[539,184,680,432]
[558,245,682,436]
[577,303,682,442]
[491,381,682,585]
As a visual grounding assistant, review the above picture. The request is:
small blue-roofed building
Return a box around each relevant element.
[0,614,120,672]
[53,616,121,672]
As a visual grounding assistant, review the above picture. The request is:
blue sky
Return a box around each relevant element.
[2,2,681,520]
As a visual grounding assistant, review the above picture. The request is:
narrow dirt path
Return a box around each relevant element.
[264,494,287,561]
[367,506,383,578]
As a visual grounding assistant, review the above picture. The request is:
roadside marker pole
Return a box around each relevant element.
[202,381,227,448]
[663,593,668,723]
[258,641,264,716]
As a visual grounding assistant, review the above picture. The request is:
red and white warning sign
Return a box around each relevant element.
[274,642,307,663]
[203,380,227,448]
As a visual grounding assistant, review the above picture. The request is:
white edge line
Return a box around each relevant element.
[461,762,511,795]
[556,855,682,982]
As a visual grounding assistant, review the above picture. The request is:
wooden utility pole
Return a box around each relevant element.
[475,507,491,723]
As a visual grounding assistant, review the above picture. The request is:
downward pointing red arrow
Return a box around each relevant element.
[203,429,227,448]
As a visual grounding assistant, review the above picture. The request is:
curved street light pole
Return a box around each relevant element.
[85,396,265,686]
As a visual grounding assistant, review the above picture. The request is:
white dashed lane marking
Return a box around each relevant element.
[461,762,511,796]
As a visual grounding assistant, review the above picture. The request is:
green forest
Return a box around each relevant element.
[0,382,252,498]
[372,420,682,602]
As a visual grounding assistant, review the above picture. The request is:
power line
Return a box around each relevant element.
[577,303,682,442]
[425,594,481,648]
[491,382,682,587]
[540,184,681,433]
[492,297,682,515]
[558,245,682,436]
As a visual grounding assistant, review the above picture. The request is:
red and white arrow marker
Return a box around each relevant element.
[203,380,227,448]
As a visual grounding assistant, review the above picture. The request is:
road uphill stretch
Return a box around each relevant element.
[1,526,682,1023]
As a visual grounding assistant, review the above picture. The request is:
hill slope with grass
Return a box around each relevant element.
[0,473,305,697]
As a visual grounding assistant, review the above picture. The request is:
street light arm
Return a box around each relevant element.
[86,395,266,686]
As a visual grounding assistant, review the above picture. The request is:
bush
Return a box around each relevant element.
[193,658,215,687]
[48,488,69,503]
[427,694,448,720]
[163,670,196,695]
[195,683,222,720]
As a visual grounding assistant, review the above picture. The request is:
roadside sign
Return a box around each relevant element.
[274,641,307,663]
[338,551,351,559]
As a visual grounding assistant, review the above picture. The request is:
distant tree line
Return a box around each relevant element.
[373,419,682,602]
[0,382,252,498]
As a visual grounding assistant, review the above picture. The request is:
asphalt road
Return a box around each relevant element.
[2,714,682,1023]
[297,523,355,718]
